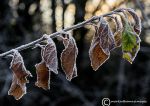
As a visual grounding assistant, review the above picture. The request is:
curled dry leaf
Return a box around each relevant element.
[42,38,58,74]
[35,61,50,90]
[35,38,57,89]
[61,35,78,81]
[8,75,26,100]
[89,17,116,71]
[89,27,109,71]
[126,8,142,35]
[114,17,122,31]
[113,16,123,47]
[98,17,115,54]
[8,50,32,100]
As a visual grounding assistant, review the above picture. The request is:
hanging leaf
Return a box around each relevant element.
[122,20,141,63]
[89,17,116,71]
[0,8,142,100]
[61,35,78,81]
[35,61,50,90]
[10,50,32,84]
[8,50,32,100]
[35,45,51,90]
[42,38,58,74]
[114,17,122,31]
[113,17,123,47]
[8,75,26,100]
[89,26,109,71]
[126,8,142,35]
[114,31,122,47]
[98,17,116,54]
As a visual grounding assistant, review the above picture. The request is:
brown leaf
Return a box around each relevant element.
[10,51,32,84]
[89,26,109,71]
[61,35,78,81]
[35,61,50,90]
[8,75,26,100]
[114,31,122,47]
[127,8,142,35]
[113,17,123,47]
[42,38,58,74]
[8,50,31,100]
[98,17,115,54]
[114,17,122,31]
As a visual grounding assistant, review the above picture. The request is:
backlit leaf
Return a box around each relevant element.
[61,35,78,81]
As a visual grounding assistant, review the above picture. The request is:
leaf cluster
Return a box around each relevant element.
[2,8,141,100]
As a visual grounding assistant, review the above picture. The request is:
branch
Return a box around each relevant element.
[0,8,122,58]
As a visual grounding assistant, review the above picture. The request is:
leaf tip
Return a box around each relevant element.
[123,53,133,64]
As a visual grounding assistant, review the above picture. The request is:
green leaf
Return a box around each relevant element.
[122,21,141,63]
[122,31,136,52]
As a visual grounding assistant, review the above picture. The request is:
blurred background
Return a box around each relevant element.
[0,0,150,106]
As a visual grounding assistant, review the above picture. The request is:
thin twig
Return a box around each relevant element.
[0,8,123,58]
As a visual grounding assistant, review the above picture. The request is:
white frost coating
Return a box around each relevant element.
[10,49,22,67]
[113,16,123,47]
[8,75,27,100]
[114,16,123,31]
[98,17,115,54]
[89,29,110,71]
[8,49,31,100]
[127,8,142,35]
[60,34,78,81]
[123,34,141,63]
[42,38,58,74]
[35,62,51,90]
[70,35,78,80]
[10,49,32,77]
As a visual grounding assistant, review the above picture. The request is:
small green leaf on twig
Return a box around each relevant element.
[122,20,141,63]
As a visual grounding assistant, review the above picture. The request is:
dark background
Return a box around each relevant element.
[0,0,150,106]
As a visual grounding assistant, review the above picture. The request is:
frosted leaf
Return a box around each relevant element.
[127,8,142,35]
[61,35,78,81]
[113,17,123,47]
[10,50,32,84]
[35,61,50,90]
[97,17,116,54]
[8,50,31,100]
[42,38,58,74]
[89,26,109,71]
[8,75,26,100]
[122,19,141,63]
